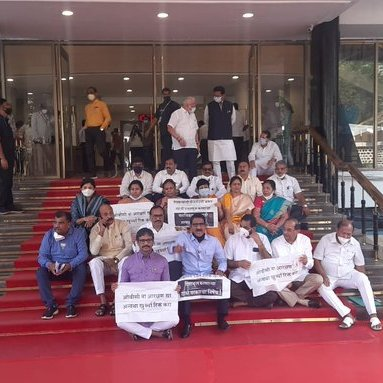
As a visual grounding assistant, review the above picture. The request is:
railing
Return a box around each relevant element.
[292,127,382,259]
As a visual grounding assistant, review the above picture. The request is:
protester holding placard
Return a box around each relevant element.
[171,213,230,338]
[271,218,322,308]
[113,228,178,340]
[118,180,151,204]
[89,204,133,317]
[225,214,279,308]
[139,206,181,281]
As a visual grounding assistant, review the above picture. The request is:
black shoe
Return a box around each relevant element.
[217,320,230,331]
[41,305,59,320]
[162,329,173,340]
[181,323,193,338]
[65,305,78,318]
[132,334,146,341]
[308,300,321,309]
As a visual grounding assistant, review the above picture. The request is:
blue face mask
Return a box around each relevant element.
[198,188,210,198]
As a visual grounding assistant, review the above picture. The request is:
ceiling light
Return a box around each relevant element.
[27,92,33,95]
[130,110,135,113]
[232,75,239,80]
[172,89,178,93]
[287,77,295,82]
[265,89,272,93]
[6,78,14,82]
[123,77,130,81]
[69,76,74,80]
[127,89,133,93]
[242,13,254,18]
[129,105,135,109]
[62,10,74,17]
[157,12,168,19]
[61,77,67,81]
[178,77,184,81]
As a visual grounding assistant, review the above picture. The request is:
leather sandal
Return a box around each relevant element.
[339,315,355,329]
[370,317,382,331]
[95,303,109,317]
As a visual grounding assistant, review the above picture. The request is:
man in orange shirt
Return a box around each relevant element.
[84,87,112,178]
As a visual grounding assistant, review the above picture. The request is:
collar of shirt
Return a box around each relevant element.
[52,226,74,238]
[137,250,155,260]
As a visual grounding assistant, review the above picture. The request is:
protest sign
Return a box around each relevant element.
[167,198,218,228]
[115,281,179,323]
[152,232,180,262]
[177,275,231,301]
[250,256,303,297]
[111,202,153,234]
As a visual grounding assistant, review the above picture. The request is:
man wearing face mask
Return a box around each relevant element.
[186,161,226,199]
[204,86,237,180]
[147,87,180,166]
[167,97,199,181]
[314,219,382,331]
[89,204,133,316]
[36,211,88,320]
[248,130,282,178]
[0,98,18,215]
[268,160,310,224]
[84,86,112,178]
[120,157,153,199]
[224,214,279,308]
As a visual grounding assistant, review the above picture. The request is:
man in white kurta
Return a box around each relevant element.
[314,219,381,330]
[89,204,133,316]
[271,219,322,308]
[248,130,282,177]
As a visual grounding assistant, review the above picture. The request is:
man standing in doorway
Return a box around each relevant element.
[84,87,112,178]
[147,88,180,167]
[204,86,236,180]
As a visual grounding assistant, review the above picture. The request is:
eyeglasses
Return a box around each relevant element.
[192,223,206,227]
[138,238,154,243]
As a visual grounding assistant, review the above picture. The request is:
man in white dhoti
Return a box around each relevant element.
[204,86,236,180]
[314,219,382,331]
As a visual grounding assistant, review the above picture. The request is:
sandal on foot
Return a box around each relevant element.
[339,315,355,329]
[95,303,109,317]
[370,317,382,331]
[109,304,115,316]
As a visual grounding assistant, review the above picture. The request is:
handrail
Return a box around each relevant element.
[309,127,383,211]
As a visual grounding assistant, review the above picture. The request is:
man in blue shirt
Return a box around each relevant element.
[173,213,230,338]
[36,211,88,319]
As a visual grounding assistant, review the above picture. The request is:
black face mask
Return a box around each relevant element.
[163,96,171,102]
[4,108,12,115]
[133,166,143,174]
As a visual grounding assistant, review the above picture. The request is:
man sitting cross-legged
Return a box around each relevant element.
[36,211,88,320]
[113,228,179,340]
[89,204,133,316]
[224,214,279,308]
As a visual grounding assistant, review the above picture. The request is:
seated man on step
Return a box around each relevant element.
[37,211,88,320]
[113,228,178,340]
[224,214,279,308]
[89,204,133,317]
[271,218,322,309]
[314,219,382,331]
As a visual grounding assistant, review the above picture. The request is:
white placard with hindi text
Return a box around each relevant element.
[115,281,179,323]
[111,202,153,234]
[152,232,180,263]
[167,198,218,228]
[250,256,303,297]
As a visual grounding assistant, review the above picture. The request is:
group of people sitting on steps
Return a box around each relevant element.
[35,154,382,341]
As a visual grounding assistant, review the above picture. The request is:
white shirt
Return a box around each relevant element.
[199,124,208,140]
[186,175,226,199]
[232,110,245,137]
[139,221,177,235]
[152,169,190,194]
[313,232,365,279]
[248,141,282,170]
[271,233,313,281]
[120,170,153,197]
[225,232,271,288]
[268,174,302,203]
[227,175,262,201]
[168,107,198,150]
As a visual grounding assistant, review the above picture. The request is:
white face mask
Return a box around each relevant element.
[82,189,95,198]
[87,94,96,101]
[264,194,273,200]
[214,96,222,103]
[259,138,268,146]
[239,227,250,237]
[53,231,65,241]
[198,188,210,198]
[337,236,350,245]
[129,194,143,201]
[190,107,196,113]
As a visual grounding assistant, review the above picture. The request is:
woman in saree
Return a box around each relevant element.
[253,179,291,242]
[118,180,151,204]
[71,178,109,232]
[221,176,254,240]
[155,179,181,223]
